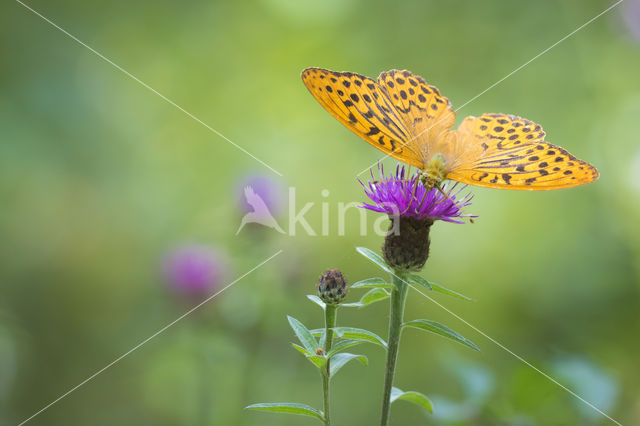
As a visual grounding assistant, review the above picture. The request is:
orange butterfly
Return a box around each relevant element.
[301,68,599,190]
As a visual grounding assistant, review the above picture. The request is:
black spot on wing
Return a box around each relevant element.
[366,127,381,136]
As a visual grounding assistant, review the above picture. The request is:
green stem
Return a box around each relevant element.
[322,304,338,426]
[379,272,409,426]
[196,327,213,426]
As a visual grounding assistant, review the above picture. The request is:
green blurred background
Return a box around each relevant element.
[2,0,639,424]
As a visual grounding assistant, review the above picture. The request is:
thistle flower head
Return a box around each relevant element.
[622,0,640,42]
[359,164,475,272]
[360,164,474,224]
[163,244,228,299]
[236,173,285,218]
[317,269,348,305]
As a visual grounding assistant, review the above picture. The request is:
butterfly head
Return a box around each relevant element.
[420,154,448,190]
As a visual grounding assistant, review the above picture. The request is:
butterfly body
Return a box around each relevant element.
[420,154,447,189]
[301,67,598,191]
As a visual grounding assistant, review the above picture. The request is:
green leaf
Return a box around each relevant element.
[407,273,432,290]
[403,319,480,351]
[430,282,474,301]
[342,288,390,308]
[291,343,326,369]
[406,274,473,301]
[390,387,433,414]
[331,327,387,348]
[356,288,389,306]
[351,277,394,290]
[287,316,318,353]
[305,354,327,369]
[326,339,366,357]
[329,353,368,376]
[318,330,326,350]
[290,343,311,357]
[306,295,326,309]
[356,247,391,272]
[245,403,324,421]
[309,330,386,352]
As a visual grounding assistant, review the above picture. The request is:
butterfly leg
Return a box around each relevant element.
[424,183,454,209]
[398,179,421,215]
[413,180,435,212]
[419,172,444,191]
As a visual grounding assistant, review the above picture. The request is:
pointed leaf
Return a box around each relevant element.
[403,319,480,351]
[358,288,389,306]
[430,282,474,301]
[245,403,324,421]
[351,277,394,290]
[306,295,326,309]
[342,288,390,308]
[305,354,327,369]
[310,330,386,352]
[406,274,473,301]
[291,343,326,369]
[331,327,387,348]
[407,273,432,290]
[356,247,391,272]
[326,339,366,357]
[290,343,311,357]
[329,353,368,376]
[390,387,433,414]
[287,316,318,353]
[318,329,326,350]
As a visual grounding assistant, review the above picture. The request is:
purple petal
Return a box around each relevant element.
[359,164,476,223]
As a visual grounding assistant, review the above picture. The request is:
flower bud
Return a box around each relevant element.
[382,216,433,272]
[317,269,348,305]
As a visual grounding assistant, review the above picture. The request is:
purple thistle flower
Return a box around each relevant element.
[236,173,285,218]
[163,245,228,299]
[359,164,475,224]
[622,0,640,42]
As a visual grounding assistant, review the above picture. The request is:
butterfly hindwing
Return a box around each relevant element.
[301,67,423,167]
[302,68,599,191]
[448,113,599,190]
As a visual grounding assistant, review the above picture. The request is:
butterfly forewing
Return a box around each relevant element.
[448,113,599,190]
[302,68,599,191]
[376,69,456,150]
[301,67,423,168]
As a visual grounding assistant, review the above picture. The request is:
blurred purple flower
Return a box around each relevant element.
[163,245,228,298]
[236,173,285,218]
[359,164,475,224]
[622,0,640,42]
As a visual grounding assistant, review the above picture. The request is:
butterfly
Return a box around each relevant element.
[301,68,599,190]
